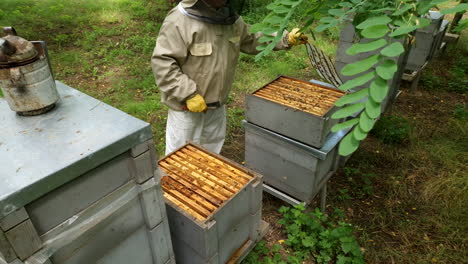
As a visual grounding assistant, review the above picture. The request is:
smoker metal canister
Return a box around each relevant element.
[0,27,59,115]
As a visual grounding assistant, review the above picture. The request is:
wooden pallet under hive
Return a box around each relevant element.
[159,143,265,264]
[246,76,345,148]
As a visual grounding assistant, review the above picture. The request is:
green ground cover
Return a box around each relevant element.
[0,1,466,263]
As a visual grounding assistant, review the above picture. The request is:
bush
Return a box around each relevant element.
[371,115,412,145]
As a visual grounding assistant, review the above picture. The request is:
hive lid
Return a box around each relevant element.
[252,76,345,117]
[159,143,255,222]
[0,81,153,218]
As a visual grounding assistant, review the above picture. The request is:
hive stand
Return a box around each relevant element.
[0,82,175,264]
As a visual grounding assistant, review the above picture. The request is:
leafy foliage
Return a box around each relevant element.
[251,0,467,156]
[243,205,364,264]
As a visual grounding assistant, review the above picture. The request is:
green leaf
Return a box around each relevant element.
[341,54,381,76]
[259,35,275,43]
[418,1,434,14]
[346,39,387,55]
[341,240,356,253]
[280,0,302,7]
[380,42,405,57]
[361,25,389,39]
[430,0,450,5]
[359,111,376,132]
[356,15,392,29]
[328,9,345,17]
[453,19,468,33]
[320,17,336,23]
[353,125,368,141]
[376,60,397,81]
[335,88,369,106]
[365,98,381,119]
[331,118,359,132]
[332,103,365,119]
[316,23,332,32]
[338,133,360,156]
[389,25,418,37]
[339,2,353,8]
[339,72,375,91]
[416,18,431,28]
[392,3,413,16]
[267,2,280,10]
[441,3,468,14]
[337,255,351,264]
[265,15,285,25]
[273,5,291,14]
[250,23,267,33]
[256,44,268,51]
[262,27,280,35]
[369,76,389,103]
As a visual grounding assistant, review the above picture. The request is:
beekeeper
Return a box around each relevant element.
[152,0,307,155]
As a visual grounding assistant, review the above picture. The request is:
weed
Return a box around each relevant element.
[337,188,352,201]
[371,115,412,145]
[244,205,364,264]
[453,104,468,120]
[340,167,378,199]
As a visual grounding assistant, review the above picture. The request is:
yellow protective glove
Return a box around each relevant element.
[186,94,207,112]
[288,28,308,46]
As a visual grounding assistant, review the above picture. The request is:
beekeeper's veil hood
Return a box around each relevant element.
[179,0,239,25]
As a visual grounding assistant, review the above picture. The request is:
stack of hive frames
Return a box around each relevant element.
[246,76,345,148]
[159,143,264,264]
[244,78,346,205]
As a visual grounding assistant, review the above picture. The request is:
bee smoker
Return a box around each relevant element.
[0,27,59,116]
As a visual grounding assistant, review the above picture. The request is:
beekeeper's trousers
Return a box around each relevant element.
[165,106,226,155]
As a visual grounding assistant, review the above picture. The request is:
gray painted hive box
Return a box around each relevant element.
[335,24,410,112]
[0,81,175,264]
[406,11,445,71]
[244,121,349,205]
[158,143,265,264]
[246,76,345,149]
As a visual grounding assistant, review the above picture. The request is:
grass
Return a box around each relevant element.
[1,1,467,263]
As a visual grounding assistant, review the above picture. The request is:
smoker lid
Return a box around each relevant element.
[0,27,38,66]
[0,81,153,218]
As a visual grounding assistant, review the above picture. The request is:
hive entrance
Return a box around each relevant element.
[159,144,254,221]
[253,76,344,116]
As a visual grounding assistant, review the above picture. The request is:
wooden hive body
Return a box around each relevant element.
[159,143,264,264]
[246,76,345,149]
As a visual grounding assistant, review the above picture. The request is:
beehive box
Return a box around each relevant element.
[246,76,345,148]
[406,11,445,71]
[159,143,265,264]
[0,81,174,264]
[335,24,410,113]
[244,121,349,205]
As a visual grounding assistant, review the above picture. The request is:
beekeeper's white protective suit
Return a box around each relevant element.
[152,0,291,154]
